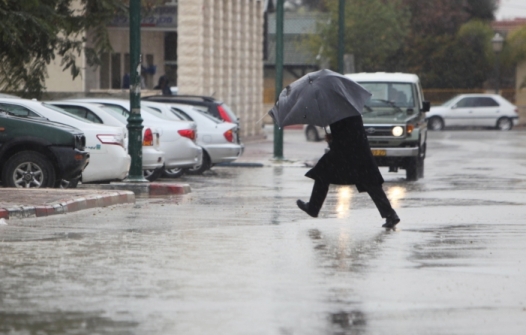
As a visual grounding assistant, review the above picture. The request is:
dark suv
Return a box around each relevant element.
[142,95,239,124]
[0,110,89,188]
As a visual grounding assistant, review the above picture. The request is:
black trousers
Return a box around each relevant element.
[308,179,395,218]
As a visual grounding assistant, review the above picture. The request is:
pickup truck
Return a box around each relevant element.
[345,72,430,181]
[0,110,89,188]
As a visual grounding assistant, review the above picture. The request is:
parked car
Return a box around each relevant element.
[142,95,240,126]
[0,108,89,188]
[68,99,202,180]
[344,72,430,181]
[47,101,165,180]
[304,124,325,142]
[149,102,244,174]
[426,94,519,131]
[0,98,129,185]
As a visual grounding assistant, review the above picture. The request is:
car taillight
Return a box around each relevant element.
[217,105,232,123]
[178,129,196,141]
[514,108,518,114]
[97,134,125,147]
[223,129,234,143]
[143,128,153,146]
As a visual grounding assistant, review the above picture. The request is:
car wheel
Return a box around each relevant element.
[496,117,512,131]
[162,167,185,178]
[185,152,211,175]
[406,143,424,181]
[1,151,56,188]
[305,125,321,142]
[143,167,163,182]
[427,117,444,131]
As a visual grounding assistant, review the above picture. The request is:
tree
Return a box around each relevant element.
[305,0,410,72]
[0,0,126,98]
[508,26,526,88]
[398,0,498,88]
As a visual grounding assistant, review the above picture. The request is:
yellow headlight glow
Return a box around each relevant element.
[392,126,404,137]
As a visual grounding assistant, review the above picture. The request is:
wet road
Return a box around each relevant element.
[1,128,526,334]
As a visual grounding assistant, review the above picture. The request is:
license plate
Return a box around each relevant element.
[371,149,386,156]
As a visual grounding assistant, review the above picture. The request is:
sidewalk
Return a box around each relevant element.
[0,182,191,220]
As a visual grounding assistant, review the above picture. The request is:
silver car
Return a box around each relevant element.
[142,101,244,174]
[426,94,519,131]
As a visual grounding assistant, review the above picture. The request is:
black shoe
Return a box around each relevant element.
[296,199,318,218]
[382,213,400,228]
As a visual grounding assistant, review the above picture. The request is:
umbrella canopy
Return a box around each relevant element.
[268,69,371,128]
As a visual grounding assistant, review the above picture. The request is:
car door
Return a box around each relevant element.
[473,97,501,127]
[446,97,478,127]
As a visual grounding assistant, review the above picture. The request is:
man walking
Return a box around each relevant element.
[297,115,400,228]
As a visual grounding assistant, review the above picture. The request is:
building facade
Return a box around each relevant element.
[44,0,265,139]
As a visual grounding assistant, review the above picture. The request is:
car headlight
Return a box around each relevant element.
[392,126,404,137]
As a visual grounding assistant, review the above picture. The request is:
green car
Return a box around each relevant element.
[346,72,430,181]
[0,109,89,188]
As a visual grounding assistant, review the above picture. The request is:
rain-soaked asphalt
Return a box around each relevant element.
[1,127,526,334]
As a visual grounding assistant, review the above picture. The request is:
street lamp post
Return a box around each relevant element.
[491,33,504,95]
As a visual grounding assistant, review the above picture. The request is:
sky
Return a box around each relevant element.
[495,0,526,20]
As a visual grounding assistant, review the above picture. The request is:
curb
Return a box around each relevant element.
[79,182,191,196]
[0,191,135,220]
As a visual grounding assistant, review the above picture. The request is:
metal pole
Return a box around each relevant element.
[274,0,284,159]
[495,53,500,94]
[125,0,147,182]
[338,0,345,74]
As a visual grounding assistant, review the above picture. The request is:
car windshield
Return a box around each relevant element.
[43,103,95,123]
[359,82,415,118]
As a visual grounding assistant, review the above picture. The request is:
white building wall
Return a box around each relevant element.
[178,0,264,138]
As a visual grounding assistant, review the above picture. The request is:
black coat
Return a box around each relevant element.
[305,116,384,192]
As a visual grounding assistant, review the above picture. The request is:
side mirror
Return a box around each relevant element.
[421,101,430,112]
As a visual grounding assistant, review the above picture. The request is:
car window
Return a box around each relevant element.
[100,106,128,123]
[475,97,499,107]
[42,103,95,123]
[195,108,222,123]
[218,103,239,121]
[169,108,188,121]
[173,109,194,121]
[455,97,477,108]
[146,106,162,114]
[0,103,40,117]
[57,105,103,124]
[100,104,129,115]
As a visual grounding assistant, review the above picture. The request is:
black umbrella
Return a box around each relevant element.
[268,69,371,128]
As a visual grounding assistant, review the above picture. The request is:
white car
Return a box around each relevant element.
[47,101,165,180]
[427,94,519,131]
[0,98,130,185]
[146,101,244,174]
[68,99,202,180]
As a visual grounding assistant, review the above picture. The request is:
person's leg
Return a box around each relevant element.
[363,184,400,227]
[297,179,329,218]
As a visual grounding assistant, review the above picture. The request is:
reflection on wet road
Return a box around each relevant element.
[1,130,526,334]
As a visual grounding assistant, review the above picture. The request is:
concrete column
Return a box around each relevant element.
[177,0,264,138]
[202,0,212,96]
[178,0,205,95]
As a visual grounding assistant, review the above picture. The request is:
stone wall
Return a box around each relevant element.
[178,0,265,139]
